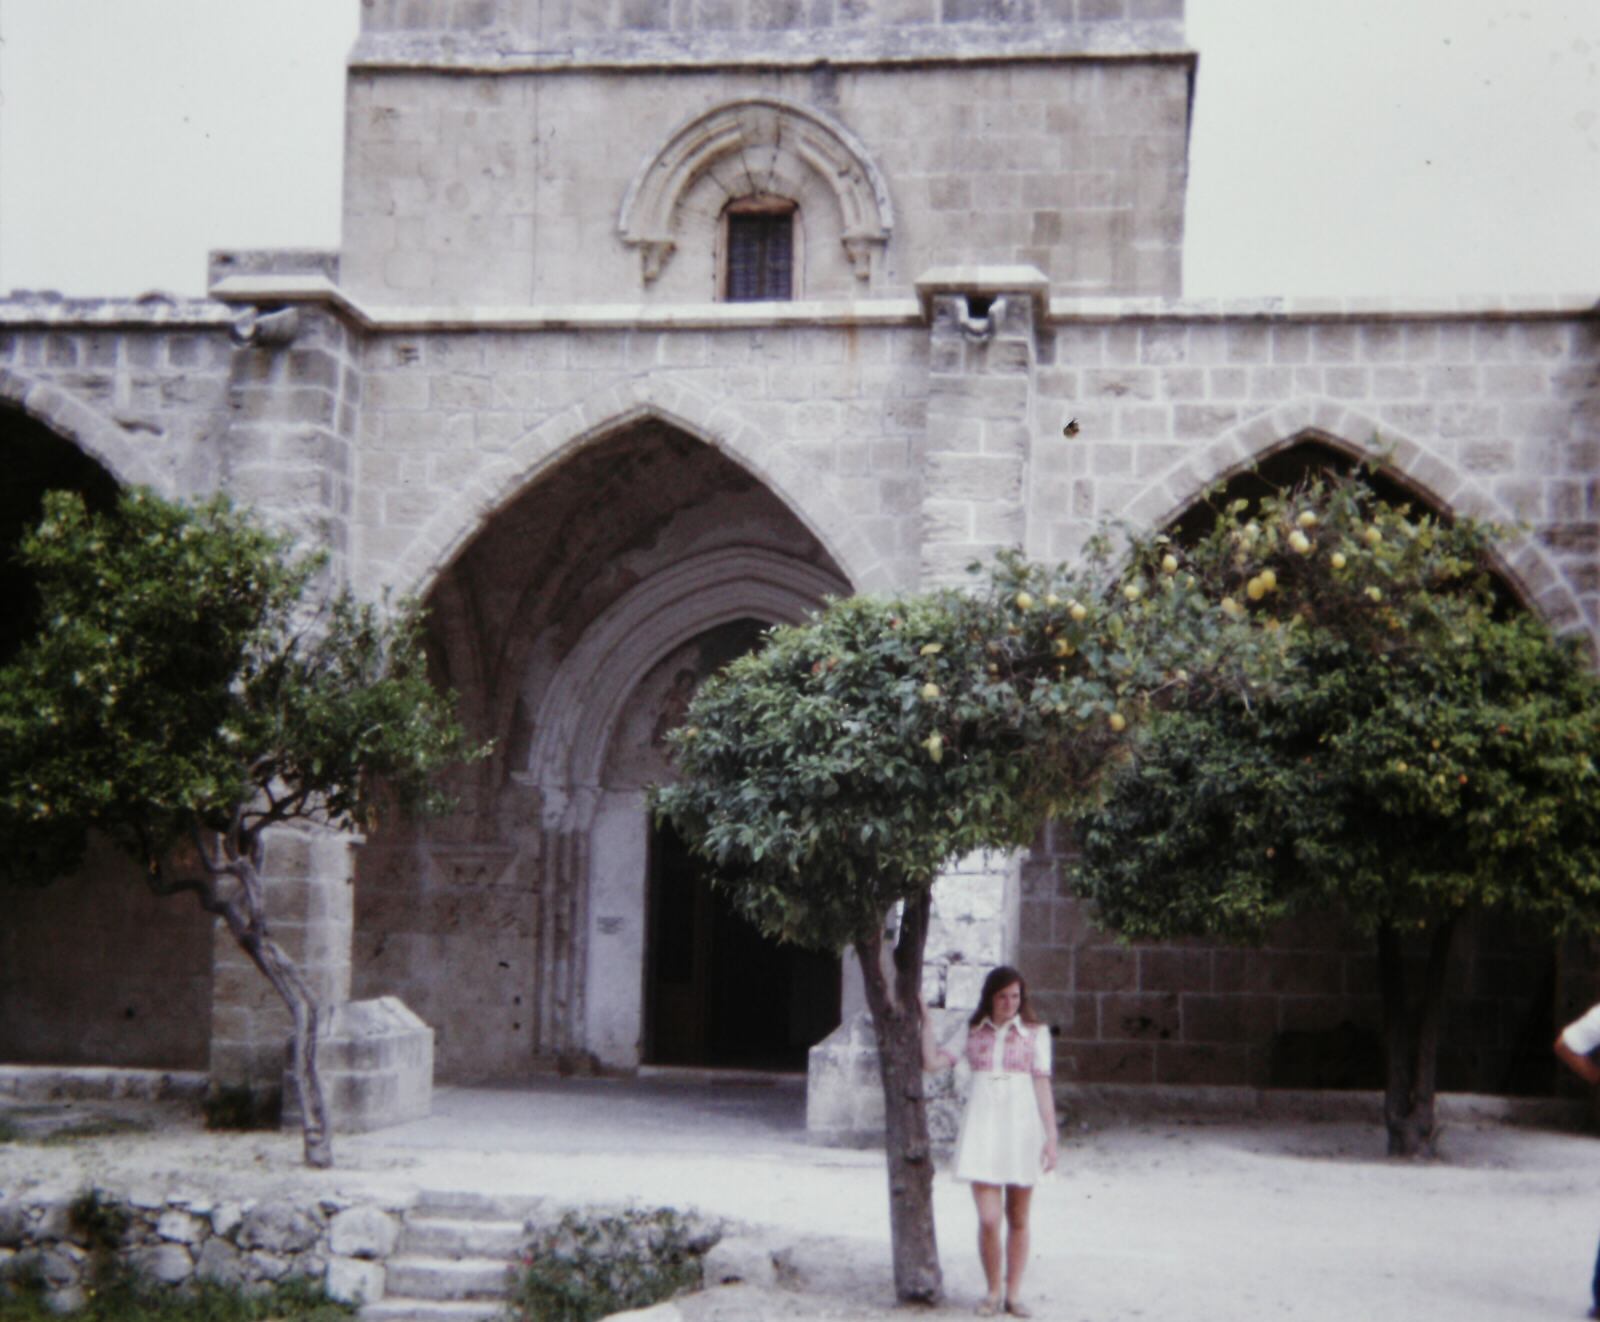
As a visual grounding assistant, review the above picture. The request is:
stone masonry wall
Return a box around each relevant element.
[340,58,1189,306]
[1017,822,1573,1093]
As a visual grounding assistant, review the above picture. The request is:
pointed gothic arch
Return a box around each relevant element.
[373,374,893,606]
[1121,398,1584,628]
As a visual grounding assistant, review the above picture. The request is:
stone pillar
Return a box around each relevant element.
[808,272,1045,1145]
[210,824,355,1093]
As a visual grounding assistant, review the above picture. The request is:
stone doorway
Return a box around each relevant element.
[644,820,840,1071]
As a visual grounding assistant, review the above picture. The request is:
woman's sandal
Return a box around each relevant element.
[976,1297,1003,1316]
[1004,1301,1032,1318]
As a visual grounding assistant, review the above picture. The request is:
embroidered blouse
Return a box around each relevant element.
[947,1016,1052,1078]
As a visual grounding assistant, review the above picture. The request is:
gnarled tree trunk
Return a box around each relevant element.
[1377,915,1458,1158]
[853,887,940,1304]
[153,826,333,1168]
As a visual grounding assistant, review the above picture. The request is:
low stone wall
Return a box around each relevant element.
[0,1189,401,1314]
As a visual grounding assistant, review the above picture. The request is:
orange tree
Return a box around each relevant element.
[0,488,482,1167]
[1072,473,1600,1155]
[651,543,1253,1301]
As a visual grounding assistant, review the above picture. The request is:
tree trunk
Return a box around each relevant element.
[854,888,941,1304]
[158,830,335,1168]
[1377,916,1457,1157]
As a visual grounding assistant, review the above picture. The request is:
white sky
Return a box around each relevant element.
[0,0,1595,300]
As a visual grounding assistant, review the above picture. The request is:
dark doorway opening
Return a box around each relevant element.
[645,820,840,1070]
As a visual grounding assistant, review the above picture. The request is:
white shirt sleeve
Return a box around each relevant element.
[1032,1024,1053,1078]
[1563,1002,1600,1056]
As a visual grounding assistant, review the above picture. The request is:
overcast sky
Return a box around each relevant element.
[0,0,1595,301]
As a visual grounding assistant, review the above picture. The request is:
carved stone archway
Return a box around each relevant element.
[618,98,894,284]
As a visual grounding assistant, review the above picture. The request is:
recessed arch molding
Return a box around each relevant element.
[618,98,894,284]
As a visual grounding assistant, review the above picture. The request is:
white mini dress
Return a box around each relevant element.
[947,1016,1053,1187]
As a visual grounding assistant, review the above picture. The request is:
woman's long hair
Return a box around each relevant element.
[968,965,1039,1027]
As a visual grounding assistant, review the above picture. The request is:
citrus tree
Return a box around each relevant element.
[1072,473,1600,1155]
[652,545,1249,1300]
[0,488,482,1167]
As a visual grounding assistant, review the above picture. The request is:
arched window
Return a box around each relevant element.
[722,196,797,302]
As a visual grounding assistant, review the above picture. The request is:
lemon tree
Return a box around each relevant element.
[652,544,1247,1301]
[0,488,482,1168]
[1072,472,1600,1156]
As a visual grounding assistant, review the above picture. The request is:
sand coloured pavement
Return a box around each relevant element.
[4,1077,1600,1321]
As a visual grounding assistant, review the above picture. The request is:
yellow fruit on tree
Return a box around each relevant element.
[1288,530,1311,554]
[1259,568,1277,592]
[1363,526,1383,546]
[1330,552,1347,570]
[1070,601,1088,621]
[1366,586,1383,602]
[1109,711,1127,732]
[1015,591,1035,610]
[1298,510,1318,529]
[1124,583,1143,601]
[1161,553,1179,574]
[921,682,941,700]
[1246,576,1267,601]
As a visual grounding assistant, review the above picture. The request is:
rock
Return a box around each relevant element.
[238,1201,320,1253]
[210,1203,243,1239]
[0,1202,22,1248]
[43,1285,86,1314]
[32,1200,71,1240]
[35,1247,80,1290]
[246,1250,291,1281]
[156,1210,207,1245]
[195,1236,248,1287]
[328,1206,398,1259]
[700,1237,777,1288]
[324,1255,385,1305]
[130,1242,193,1285]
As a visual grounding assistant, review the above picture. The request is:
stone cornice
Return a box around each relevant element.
[348,22,1194,74]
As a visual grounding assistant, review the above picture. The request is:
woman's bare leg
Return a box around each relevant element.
[1004,1185,1033,1306]
[971,1183,1005,1308]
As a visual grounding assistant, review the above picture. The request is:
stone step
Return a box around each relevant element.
[412,1189,547,1222]
[384,1256,514,1301]
[359,1299,504,1322]
[403,1216,525,1259]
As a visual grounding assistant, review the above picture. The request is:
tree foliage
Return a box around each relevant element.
[0,487,482,1165]
[1071,470,1600,1152]
[653,542,1254,1298]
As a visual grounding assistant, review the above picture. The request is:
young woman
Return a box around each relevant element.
[922,966,1059,1317]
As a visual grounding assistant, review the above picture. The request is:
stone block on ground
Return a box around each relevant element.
[699,1235,777,1288]
[325,1254,386,1305]
[281,997,433,1134]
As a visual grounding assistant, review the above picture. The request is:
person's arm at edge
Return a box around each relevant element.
[1034,1073,1058,1173]
[920,994,956,1072]
[1555,1030,1600,1086]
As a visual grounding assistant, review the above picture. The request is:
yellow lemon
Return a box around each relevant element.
[1364,526,1383,546]
[921,682,941,700]
[1161,553,1179,574]
[1070,601,1088,621]
[1330,552,1347,570]
[1298,511,1318,529]
[1015,591,1035,611]
[1288,530,1311,554]
[1124,583,1143,601]
[1109,712,1127,732]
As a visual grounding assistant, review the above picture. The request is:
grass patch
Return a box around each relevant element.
[0,1268,353,1322]
[506,1208,712,1322]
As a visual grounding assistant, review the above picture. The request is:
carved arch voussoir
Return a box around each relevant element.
[618,97,894,284]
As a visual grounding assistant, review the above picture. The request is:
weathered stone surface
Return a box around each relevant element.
[238,1201,320,1254]
[0,1200,23,1248]
[324,1255,385,1305]
[700,1236,777,1288]
[130,1242,194,1285]
[194,1236,249,1287]
[155,1210,207,1244]
[328,1206,399,1259]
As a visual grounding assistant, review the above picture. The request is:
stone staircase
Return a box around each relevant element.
[361,1190,545,1322]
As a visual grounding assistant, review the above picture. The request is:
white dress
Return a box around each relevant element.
[948,1017,1052,1187]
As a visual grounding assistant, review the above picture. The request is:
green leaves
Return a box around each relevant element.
[0,487,483,884]
[1073,470,1600,944]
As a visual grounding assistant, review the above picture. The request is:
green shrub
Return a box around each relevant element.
[505,1209,714,1322]
[0,1266,352,1322]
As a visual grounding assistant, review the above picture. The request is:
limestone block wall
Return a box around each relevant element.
[1017,822,1573,1093]
[340,57,1190,306]
[0,842,212,1071]
[350,321,929,599]
[1031,308,1600,634]
[0,301,238,499]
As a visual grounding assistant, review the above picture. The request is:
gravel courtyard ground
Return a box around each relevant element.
[5,1078,1600,1321]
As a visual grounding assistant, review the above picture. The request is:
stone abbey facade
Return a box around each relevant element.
[2,0,1598,1129]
